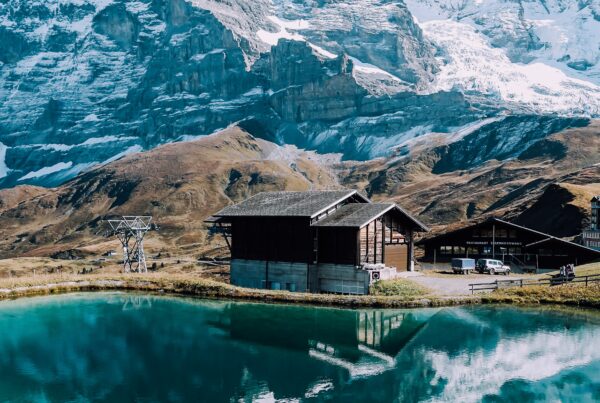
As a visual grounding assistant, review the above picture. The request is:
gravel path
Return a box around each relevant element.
[410,273,531,296]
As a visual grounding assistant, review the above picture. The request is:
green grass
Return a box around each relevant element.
[485,282,600,308]
[370,279,430,298]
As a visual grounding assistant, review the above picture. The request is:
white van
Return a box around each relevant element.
[477,259,511,275]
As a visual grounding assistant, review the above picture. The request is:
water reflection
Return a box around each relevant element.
[0,294,599,402]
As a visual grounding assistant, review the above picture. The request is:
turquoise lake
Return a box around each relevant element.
[0,293,599,402]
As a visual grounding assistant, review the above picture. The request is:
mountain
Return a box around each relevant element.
[0,123,597,259]
[1,0,599,189]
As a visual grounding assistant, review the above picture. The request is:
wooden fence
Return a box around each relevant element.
[469,274,600,294]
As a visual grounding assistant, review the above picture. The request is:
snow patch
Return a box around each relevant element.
[82,113,99,122]
[0,142,8,179]
[256,16,305,47]
[350,56,411,95]
[100,145,143,165]
[18,162,73,181]
[257,15,336,60]
[309,44,336,59]
[267,16,310,31]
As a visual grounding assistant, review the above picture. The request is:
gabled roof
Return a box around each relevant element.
[312,202,429,231]
[418,217,600,255]
[213,190,368,218]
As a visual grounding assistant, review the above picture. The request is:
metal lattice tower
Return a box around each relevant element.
[107,216,153,273]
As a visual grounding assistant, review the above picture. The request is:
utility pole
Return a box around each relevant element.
[108,216,153,273]
[492,224,496,259]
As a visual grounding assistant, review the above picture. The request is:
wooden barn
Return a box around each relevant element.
[207,190,428,295]
[418,217,600,271]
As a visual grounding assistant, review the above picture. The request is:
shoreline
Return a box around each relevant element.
[1,273,599,309]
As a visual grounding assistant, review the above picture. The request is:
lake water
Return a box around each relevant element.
[0,293,599,402]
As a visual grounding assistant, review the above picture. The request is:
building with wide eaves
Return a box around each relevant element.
[207,190,428,295]
[418,217,600,271]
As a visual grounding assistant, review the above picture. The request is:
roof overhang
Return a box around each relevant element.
[312,203,429,232]
[309,190,370,219]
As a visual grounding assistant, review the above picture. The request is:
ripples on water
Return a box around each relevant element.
[0,293,599,402]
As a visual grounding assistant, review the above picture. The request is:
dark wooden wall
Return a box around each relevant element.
[316,227,358,265]
[231,217,312,263]
[419,221,600,269]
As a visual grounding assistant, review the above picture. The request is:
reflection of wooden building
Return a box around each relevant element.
[207,190,428,294]
[418,218,600,271]
[219,303,434,379]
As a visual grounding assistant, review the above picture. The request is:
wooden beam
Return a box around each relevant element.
[381,217,386,264]
[366,221,370,263]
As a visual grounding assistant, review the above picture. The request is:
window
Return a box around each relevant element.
[473,229,480,238]
[539,249,553,256]
[483,246,492,255]
[497,229,508,238]
[508,247,522,255]
[440,246,453,255]
[455,246,466,255]
[467,247,479,255]
[509,230,517,239]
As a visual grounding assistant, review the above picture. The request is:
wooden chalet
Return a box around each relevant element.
[418,217,600,271]
[207,190,428,295]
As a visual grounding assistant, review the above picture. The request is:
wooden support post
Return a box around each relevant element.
[381,218,385,264]
[407,229,414,272]
[492,224,496,258]
[366,222,369,263]
[373,220,377,264]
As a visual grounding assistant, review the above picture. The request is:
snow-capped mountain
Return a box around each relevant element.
[406,0,600,113]
[0,0,598,188]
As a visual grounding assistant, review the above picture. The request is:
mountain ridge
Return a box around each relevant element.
[1,0,599,189]
[0,122,597,259]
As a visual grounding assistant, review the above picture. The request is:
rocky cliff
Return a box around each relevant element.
[1,0,599,189]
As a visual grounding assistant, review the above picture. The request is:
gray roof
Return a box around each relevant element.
[214,190,366,218]
[312,203,429,231]
[418,217,600,254]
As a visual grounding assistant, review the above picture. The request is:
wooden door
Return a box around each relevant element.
[384,244,408,271]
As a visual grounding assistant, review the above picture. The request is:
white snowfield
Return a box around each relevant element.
[193,0,600,114]
[418,20,600,115]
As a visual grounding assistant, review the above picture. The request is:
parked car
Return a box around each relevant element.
[451,258,476,275]
[477,259,511,275]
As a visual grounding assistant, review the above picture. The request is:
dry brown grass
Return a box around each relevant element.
[0,272,476,308]
[485,282,600,308]
[1,257,599,309]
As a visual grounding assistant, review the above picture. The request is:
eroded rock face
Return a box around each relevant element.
[0,0,597,189]
[0,0,264,188]
[0,0,483,187]
[93,4,140,50]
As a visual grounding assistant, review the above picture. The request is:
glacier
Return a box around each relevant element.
[0,0,598,188]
